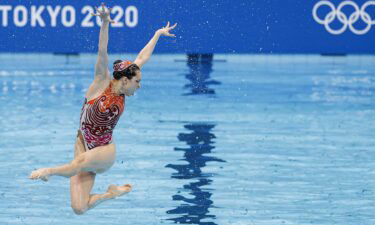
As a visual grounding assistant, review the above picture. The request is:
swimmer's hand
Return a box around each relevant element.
[92,3,114,23]
[156,22,177,37]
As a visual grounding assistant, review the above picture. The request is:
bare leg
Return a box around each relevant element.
[29,142,116,181]
[87,184,132,210]
[72,181,132,215]
[70,171,96,215]
[68,131,132,215]
[30,131,132,214]
[70,132,97,215]
[29,155,86,180]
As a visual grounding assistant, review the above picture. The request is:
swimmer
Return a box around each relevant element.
[29,3,177,215]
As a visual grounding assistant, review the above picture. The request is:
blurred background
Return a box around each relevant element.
[1,1,375,225]
[1,0,375,54]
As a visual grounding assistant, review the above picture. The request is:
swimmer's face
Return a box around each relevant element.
[122,71,142,96]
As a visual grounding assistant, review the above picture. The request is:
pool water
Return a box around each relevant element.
[0,54,374,225]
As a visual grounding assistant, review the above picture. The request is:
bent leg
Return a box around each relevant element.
[70,131,96,214]
[69,132,132,215]
[70,135,131,215]
[87,184,132,209]
[30,143,116,180]
[70,171,96,215]
[72,179,132,215]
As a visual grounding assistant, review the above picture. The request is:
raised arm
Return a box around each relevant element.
[92,3,114,81]
[134,22,177,68]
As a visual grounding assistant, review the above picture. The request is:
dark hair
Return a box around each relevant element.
[113,60,140,80]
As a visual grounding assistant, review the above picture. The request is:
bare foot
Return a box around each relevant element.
[106,184,132,198]
[29,168,51,181]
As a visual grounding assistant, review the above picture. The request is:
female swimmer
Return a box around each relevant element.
[29,3,177,215]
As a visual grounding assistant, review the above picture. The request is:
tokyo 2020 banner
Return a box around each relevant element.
[0,0,374,54]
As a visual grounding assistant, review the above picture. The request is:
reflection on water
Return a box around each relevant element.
[166,123,225,224]
[184,54,221,95]
[311,75,374,103]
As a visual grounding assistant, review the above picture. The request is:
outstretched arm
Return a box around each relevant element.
[92,3,114,81]
[134,22,177,68]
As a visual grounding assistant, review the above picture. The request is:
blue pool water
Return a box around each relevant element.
[0,54,374,225]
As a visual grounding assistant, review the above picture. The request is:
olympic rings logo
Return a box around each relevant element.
[312,0,375,35]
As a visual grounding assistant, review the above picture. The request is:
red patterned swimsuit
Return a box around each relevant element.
[79,81,125,150]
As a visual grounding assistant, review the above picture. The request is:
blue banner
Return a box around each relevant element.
[0,0,374,53]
